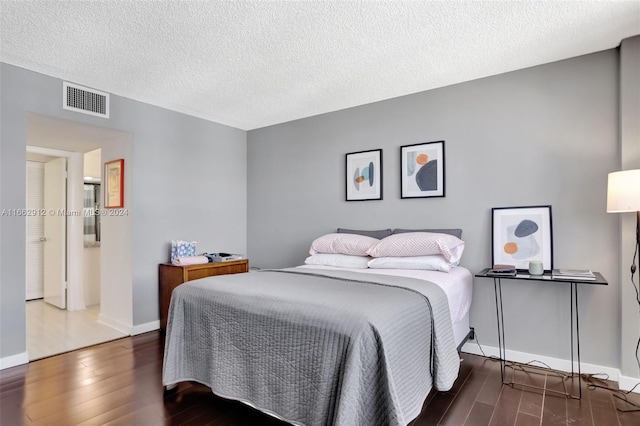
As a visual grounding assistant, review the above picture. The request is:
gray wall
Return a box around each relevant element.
[248,50,621,368]
[0,63,247,358]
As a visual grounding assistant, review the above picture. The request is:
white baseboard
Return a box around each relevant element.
[461,342,639,394]
[0,351,29,370]
[619,374,640,393]
[131,320,159,335]
[98,313,132,335]
[97,315,160,336]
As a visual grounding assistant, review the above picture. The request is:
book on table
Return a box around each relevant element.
[486,264,517,276]
[551,269,596,280]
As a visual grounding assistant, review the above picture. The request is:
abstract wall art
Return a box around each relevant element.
[491,205,554,271]
[345,149,382,201]
[401,141,445,198]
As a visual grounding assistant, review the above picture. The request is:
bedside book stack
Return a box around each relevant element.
[486,264,517,276]
[551,269,596,280]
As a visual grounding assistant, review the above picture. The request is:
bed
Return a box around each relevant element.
[163,230,473,426]
[296,265,473,352]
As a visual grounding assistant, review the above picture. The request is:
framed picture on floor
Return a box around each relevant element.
[345,149,382,201]
[491,205,554,271]
[401,141,445,198]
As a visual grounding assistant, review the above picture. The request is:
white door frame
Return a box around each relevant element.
[26,146,85,311]
[43,157,67,309]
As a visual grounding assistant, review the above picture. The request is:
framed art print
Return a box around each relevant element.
[345,149,382,201]
[104,159,124,208]
[492,205,553,271]
[401,140,445,198]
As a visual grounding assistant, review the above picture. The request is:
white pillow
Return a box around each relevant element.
[305,254,371,269]
[366,232,465,262]
[367,255,459,272]
[309,233,380,256]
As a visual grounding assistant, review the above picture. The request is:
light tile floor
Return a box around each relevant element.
[26,300,128,360]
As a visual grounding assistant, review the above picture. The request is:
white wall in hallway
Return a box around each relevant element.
[83,149,101,306]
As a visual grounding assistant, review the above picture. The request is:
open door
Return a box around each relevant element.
[26,161,45,300]
[43,157,67,309]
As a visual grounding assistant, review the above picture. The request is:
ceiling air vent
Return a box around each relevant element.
[63,82,109,118]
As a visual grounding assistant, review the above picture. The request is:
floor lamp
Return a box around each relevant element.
[607,169,640,288]
[607,169,640,409]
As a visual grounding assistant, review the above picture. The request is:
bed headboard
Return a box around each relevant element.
[392,228,462,239]
[337,228,463,240]
[336,228,392,239]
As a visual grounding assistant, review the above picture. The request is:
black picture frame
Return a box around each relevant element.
[491,205,554,271]
[400,140,445,199]
[345,149,383,201]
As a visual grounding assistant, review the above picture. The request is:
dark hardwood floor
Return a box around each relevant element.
[1,331,639,425]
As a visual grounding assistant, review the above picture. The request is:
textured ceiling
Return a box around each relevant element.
[1,1,639,130]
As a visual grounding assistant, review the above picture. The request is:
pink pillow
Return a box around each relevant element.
[366,232,465,262]
[309,233,380,256]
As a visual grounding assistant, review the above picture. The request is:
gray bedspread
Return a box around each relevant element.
[163,268,460,426]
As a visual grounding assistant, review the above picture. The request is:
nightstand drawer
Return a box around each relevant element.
[186,263,247,280]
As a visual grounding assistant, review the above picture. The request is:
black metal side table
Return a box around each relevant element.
[475,269,608,399]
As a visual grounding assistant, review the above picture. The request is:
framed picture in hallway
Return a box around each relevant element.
[104,159,124,208]
[401,141,445,199]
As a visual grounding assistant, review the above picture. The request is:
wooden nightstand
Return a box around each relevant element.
[159,259,249,331]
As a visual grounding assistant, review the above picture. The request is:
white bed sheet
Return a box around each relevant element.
[296,265,473,324]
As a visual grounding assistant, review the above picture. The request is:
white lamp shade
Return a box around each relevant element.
[607,169,640,213]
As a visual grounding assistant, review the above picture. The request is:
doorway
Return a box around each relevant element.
[25,113,132,360]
